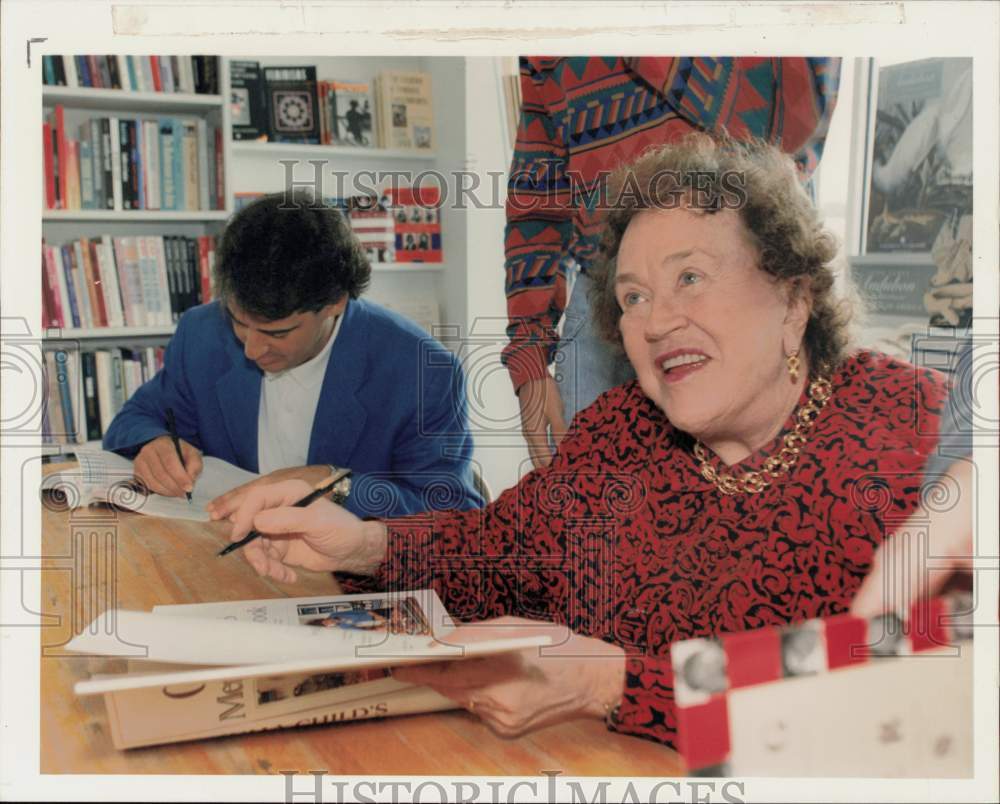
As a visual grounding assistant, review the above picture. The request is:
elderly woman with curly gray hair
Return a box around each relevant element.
[222,134,953,750]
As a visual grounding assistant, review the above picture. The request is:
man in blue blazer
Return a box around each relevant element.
[103,191,482,519]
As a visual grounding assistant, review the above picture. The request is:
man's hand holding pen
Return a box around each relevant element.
[133,435,204,499]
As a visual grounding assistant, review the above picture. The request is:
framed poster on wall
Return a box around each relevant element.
[858,57,973,330]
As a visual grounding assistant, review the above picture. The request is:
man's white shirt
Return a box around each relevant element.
[256,315,342,474]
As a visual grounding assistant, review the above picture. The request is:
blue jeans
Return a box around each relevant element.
[554,270,636,424]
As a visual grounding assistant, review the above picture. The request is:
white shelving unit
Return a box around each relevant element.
[43,210,230,222]
[46,325,178,340]
[42,86,223,113]
[231,140,437,162]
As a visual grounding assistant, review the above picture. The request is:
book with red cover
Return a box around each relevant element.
[43,245,66,327]
[41,243,62,328]
[149,56,162,92]
[86,56,103,88]
[41,271,55,329]
[76,239,102,327]
[345,195,395,264]
[197,235,212,303]
[213,127,224,209]
[85,240,110,326]
[386,186,442,263]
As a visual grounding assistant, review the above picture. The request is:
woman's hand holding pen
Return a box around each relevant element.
[134,435,203,498]
[207,465,332,521]
[227,479,388,582]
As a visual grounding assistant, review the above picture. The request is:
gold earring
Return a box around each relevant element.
[786,350,800,382]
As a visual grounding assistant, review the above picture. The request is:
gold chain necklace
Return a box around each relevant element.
[693,375,833,495]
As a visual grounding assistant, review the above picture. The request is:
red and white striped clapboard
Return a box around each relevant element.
[671,595,974,777]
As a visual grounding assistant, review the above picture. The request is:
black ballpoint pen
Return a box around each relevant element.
[165,407,192,504]
[217,468,353,557]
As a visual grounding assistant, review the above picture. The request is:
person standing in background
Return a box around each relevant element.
[503,56,842,467]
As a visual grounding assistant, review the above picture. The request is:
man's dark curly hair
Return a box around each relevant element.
[215,189,371,320]
[590,133,853,376]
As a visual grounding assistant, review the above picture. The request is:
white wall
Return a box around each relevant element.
[459,58,531,497]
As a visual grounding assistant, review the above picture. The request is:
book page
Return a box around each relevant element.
[70,598,552,695]
[154,589,455,636]
[53,448,260,522]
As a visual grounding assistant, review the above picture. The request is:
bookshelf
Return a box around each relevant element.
[41,54,466,455]
[41,56,228,456]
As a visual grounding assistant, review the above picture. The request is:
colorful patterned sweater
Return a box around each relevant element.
[357,351,947,749]
[502,56,842,391]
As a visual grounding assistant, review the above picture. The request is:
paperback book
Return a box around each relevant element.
[386,186,442,262]
[331,81,375,147]
[374,70,433,151]
[263,65,320,144]
[229,60,268,141]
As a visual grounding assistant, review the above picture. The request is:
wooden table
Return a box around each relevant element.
[39,463,683,776]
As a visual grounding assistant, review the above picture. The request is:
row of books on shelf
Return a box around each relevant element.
[43,107,224,212]
[231,62,433,151]
[42,55,220,95]
[42,235,216,330]
[43,346,165,446]
[234,186,442,264]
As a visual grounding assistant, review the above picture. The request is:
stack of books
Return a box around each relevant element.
[42,234,217,330]
[43,106,224,211]
[42,55,220,94]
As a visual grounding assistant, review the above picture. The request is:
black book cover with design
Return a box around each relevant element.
[263,65,320,144]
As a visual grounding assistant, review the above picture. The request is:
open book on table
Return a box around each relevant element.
[67,589,551,749]
[42,447,258,522]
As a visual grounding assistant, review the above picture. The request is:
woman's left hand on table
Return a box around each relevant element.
[393,616,625,738]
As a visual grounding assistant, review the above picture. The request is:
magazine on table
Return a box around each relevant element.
[67,589,551,749]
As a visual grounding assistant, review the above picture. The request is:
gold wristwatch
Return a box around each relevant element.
[326,465,352,506]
